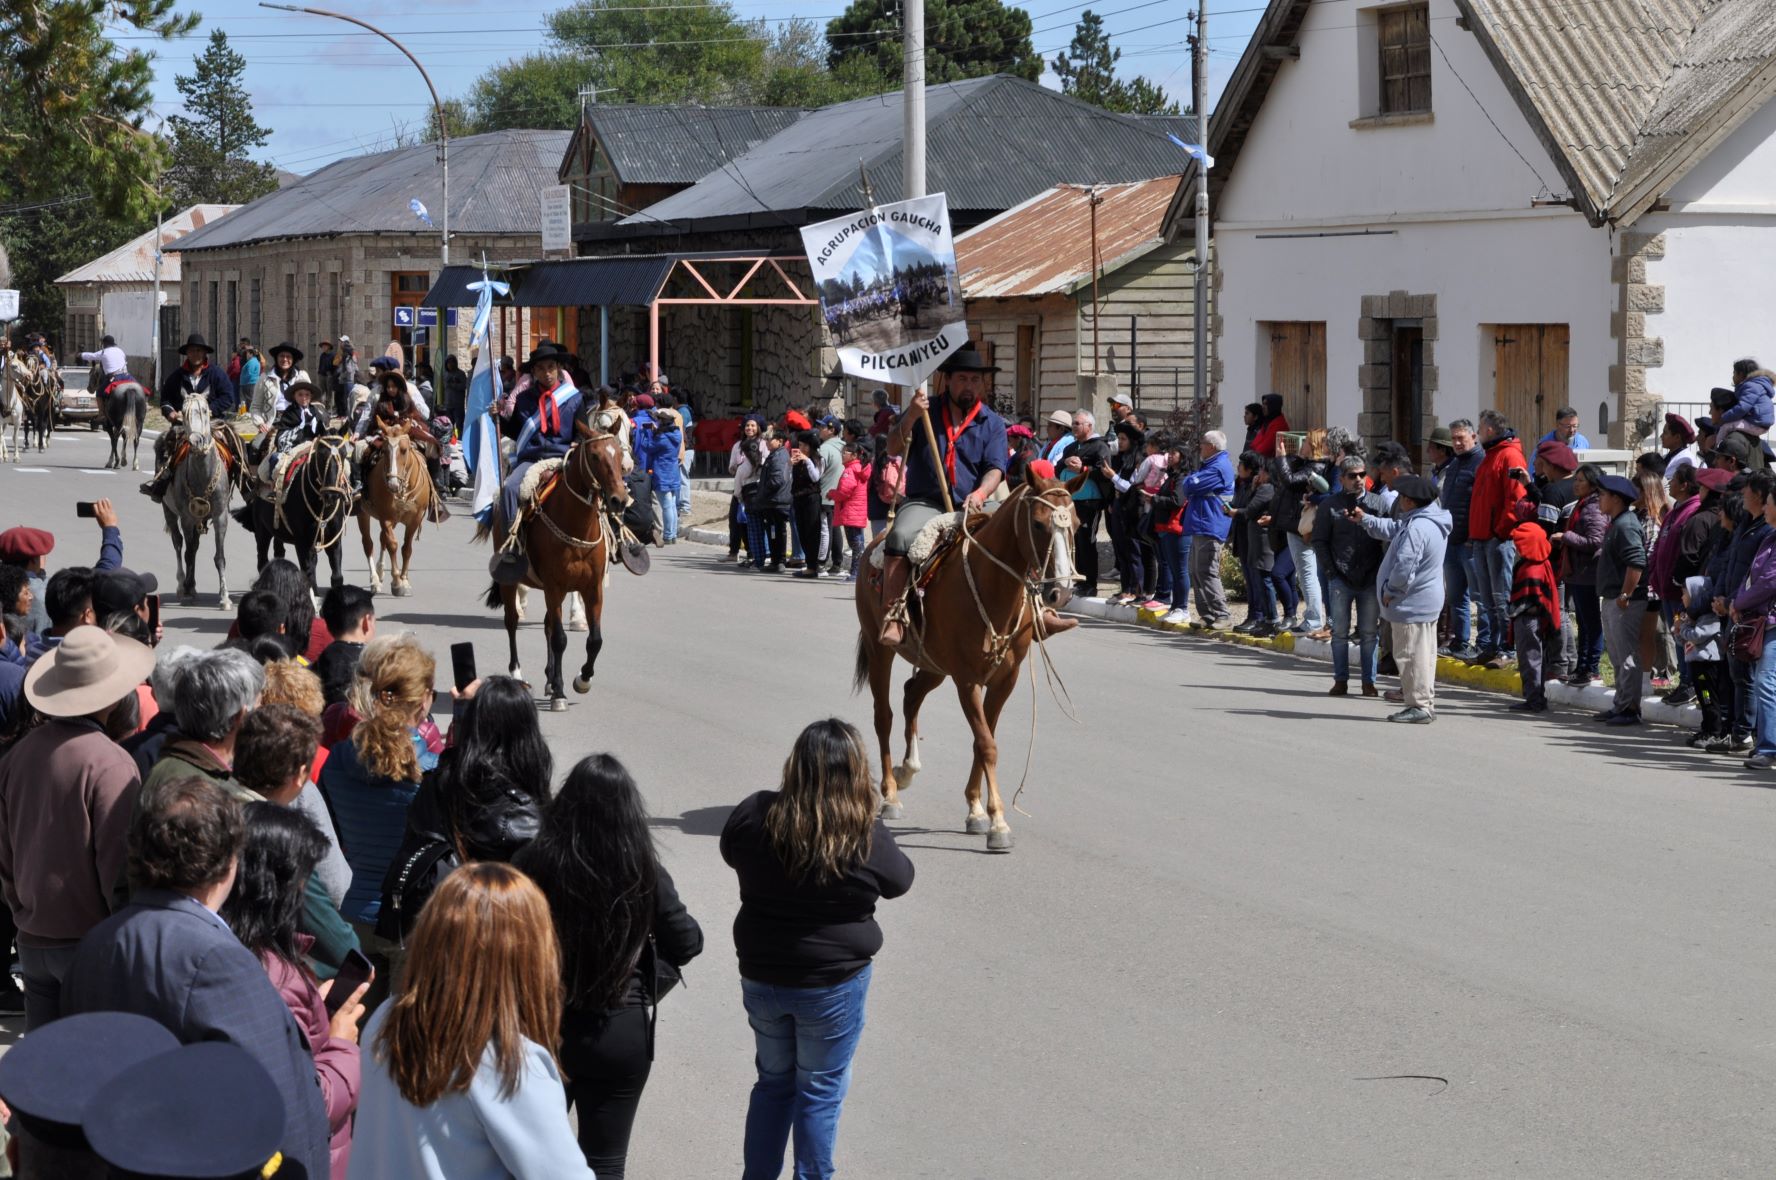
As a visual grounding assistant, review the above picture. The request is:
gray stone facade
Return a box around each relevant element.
[1609,231,1665,447]
[1356,290,1439,447]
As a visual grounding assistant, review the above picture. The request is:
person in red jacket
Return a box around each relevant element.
[1249,393,1289,458]
[826,440,871,582]
[1467,409,1528,666]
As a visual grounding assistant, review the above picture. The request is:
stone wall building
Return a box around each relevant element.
[171,130,570,376]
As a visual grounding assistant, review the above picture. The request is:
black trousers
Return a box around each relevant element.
[792,496,822,568]
[560,1005,653,1180]
[728,495,747,556]
[1073,499,1106,596]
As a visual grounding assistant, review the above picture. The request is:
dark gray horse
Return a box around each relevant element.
[18,359,53,453]
[89,363,146,470]
[233,433,351,591]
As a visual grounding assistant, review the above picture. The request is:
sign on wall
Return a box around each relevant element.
[0,290,17,320]
[540,184,572,255]
[393,307,457,328]
[798,193,965,388]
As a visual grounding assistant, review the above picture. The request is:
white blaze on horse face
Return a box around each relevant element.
[1048,507,1075,584]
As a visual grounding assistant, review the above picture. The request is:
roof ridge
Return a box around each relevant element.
[1603,0,1717,203]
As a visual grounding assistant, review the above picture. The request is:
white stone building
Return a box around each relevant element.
[1211,0,1776,458]
[55,205,237,383]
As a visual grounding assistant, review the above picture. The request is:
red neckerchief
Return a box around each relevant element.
[539,377,562,433]
[942,397,983,487]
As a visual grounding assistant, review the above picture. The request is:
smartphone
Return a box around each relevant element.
[145,593,160,633]
[325,949,374,1018]
[75,501,96,519]
[450,642,477,692]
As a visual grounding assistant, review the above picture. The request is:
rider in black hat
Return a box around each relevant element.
[250,342,311,434]
[877,342,1008,646]
[140,334,237,502]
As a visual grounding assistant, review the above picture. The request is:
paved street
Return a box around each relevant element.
[7,427,1776,1177]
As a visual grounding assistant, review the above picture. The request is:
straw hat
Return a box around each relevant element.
[24,626,155,718]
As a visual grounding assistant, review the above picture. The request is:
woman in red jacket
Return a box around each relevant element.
[1249,392,1289,458]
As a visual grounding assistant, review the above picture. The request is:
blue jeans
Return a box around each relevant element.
[1462,541,1492,652]
[1156,531,1190,609]
[1661,598,1694,689]
[1328,575,1380,686]
[1285,532,1324,630]
[676,481,691,530]
[655,486,679,542]
[742,964,872,1180]
[1752,643,1776,757]
[1467,538,1517,654]
[1243,557,1274,620]
[1442,544,1471,648]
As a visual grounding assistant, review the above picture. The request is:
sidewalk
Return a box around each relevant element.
[679,524,1706,731]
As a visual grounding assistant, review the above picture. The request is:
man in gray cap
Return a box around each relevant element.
[1594,473,1648,725]
[1375,474,1451,723]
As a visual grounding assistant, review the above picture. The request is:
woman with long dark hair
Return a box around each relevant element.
[515,754,701,1178]
[379,677,550,942]
[349,863,592,1179]
[226,558,332,662]
[222,803,366,1179]
[721,718,914,1180]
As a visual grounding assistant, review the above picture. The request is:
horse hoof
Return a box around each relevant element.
[572,677,590,694]
[892,765,918,788]
[549,696,568,712]
[392,583,410,597]
[880,801,904,820]
[986,828,1014,852]
[217,597,232,612]
[965,814,991,835]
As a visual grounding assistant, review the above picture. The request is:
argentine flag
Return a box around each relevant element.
[465,345,501,525]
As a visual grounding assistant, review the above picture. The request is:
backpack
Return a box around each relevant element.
[376,835,460,944]
[872,454,903,503]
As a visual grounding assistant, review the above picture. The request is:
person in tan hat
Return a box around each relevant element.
[1042,409,1073,464]
[0,625,154,1029]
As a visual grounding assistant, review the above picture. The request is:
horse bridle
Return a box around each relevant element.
[956,485,1078,667]
[530,430,629,555]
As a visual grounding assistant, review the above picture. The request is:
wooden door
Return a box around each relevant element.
[1490,324,1569,440]
[1391,326,1425,469]
[1016,324,1037,420]
[1265,321,1327,429]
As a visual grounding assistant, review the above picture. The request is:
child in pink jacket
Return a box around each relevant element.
[827,440,872,581]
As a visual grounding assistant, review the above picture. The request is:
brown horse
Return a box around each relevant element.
[478,428,631,709]
[852,475,1081,852]
[357,423,432,596]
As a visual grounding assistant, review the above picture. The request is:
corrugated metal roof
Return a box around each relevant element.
[54,205,238,285]
[620,75,1194,228]
[172,130,572,252]
[1459,0,1776,223]
[955,176,1184,299]
[422,256,674,308]
[586,105,806,186]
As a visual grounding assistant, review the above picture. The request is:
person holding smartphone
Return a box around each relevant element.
[222,803,367,1179]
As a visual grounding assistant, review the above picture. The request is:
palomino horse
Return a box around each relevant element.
[852,475,1081,852]
[89,363,147,470]
[478,428,632,709]
[357,423,433,596]
[17,357,54,453]
[235,433,352,591]
[162,395,234,610]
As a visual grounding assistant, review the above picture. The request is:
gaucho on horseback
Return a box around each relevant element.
[140,334,238,503]
[490,342,582,580]
[351,362,441,506]
[257,380,326,507]
[877,343,1008,646]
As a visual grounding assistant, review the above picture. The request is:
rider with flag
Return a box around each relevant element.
[496,342,582,532]
[877,343,1008,647]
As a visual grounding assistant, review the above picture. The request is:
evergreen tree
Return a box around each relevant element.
[164,30,281,206]
[827,0,1040,84]
[1051,10,1181,115]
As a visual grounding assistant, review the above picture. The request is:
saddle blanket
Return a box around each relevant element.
[868,511,964,573]
[518,458,563,507]
[257,441,316,500]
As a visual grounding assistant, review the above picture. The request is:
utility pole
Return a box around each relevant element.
[1192,3,1210,408]
[903,0,925,201]
[150,203,164,390]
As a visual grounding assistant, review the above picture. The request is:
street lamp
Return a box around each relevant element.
[257,3,449,270]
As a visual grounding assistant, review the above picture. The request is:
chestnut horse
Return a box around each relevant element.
[357,423,432,596]
[852,474,1081,852]
[478,427,632,709]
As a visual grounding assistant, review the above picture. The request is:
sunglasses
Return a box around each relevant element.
[1344,470,1367,479]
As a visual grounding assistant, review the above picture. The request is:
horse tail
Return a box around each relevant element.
[482,579,504,611]
[230,504,254,531]
[852,632,871,695]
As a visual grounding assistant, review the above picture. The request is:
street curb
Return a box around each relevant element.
[678,528,1703,730]
[1063,594,1703,727]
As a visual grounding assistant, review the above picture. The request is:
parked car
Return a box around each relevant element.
[56,384,102,429]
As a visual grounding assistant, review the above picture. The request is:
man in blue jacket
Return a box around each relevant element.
[1375,474,1451,723]
[1179,430,1234,628]
[497,343,582,534]
[1431,420,1484,657]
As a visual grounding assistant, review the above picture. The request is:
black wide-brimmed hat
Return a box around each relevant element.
[939,341,999,374]
[268,341,304,363]
[179,333,213,355]
[285,379,320,398]
[523,341,578,372]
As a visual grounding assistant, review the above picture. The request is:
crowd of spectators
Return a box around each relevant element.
[0,506,914,1177]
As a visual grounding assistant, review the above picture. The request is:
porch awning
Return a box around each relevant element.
[421,256,676,309]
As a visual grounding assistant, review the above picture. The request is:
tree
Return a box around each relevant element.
[164,30,280,206]
[466,52,598,133]
[1051,10,1181,115]
[827,0,1041,85]
[0,0,196,223]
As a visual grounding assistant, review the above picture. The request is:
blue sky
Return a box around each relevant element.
[128,0,1264,175]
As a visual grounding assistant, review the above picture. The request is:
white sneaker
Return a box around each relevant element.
[1161,608,1191,626]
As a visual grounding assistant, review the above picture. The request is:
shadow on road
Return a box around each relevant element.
[649,804,733,838]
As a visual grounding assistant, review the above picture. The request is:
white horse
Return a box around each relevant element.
[163,394,234,610]
[0,352,24,463]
